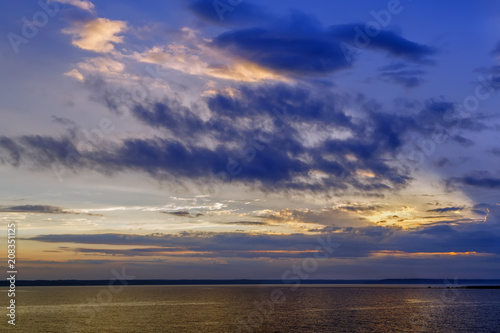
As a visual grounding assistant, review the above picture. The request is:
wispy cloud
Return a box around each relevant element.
[0,205,66,214]
[0,204,102,216]
[162,211,203,218]
[53,0,95,13]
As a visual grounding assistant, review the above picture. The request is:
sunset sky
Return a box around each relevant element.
[1,0,500,280]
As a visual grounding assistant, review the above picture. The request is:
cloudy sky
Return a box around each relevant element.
[1,0,500,280]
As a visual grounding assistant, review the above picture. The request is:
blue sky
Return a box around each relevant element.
[1,0,500,280]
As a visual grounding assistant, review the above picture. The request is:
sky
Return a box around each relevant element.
[1,0,500,280]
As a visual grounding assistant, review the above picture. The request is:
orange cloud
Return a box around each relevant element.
[63,18,127,53]
[372,250,483,257]
[137,44,287,82]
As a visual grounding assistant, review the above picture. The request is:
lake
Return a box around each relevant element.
[8,285,500,332]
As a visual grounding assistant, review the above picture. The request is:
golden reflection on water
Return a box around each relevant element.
[13,286,500,332]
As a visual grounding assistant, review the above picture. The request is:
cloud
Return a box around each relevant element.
[68,247,321,258]
[0,205,66,214]
[189,0,272,26]
[0,137,22,167]
[75,57,125,75]
[220,221,270,226]
[163,211,203,218]
[52,116,77,128]
[427,206,465,213]
[257,208,373,228]
[28,216,500,260]
[64,69,85,81]
[474,66,500,91]
[0,204,103,216]
[2,81,457,194]
[452,175,500,189]
[330,24,436,64]
[337,204,384,213]
[490,148,500,157]
[63,18,127,53]
[435,157,452,168]
[451,135,475,147]
[1,71,491,197]
[209,13,436,77]
[136,44,287,82]
[53,0,95,12]
[491,41,500,56]
[210,14,349,76]
[378,65,426,88]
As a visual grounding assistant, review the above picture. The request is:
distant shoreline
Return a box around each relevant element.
[1,279,500,287]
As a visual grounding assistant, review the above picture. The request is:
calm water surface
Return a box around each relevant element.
[7,285,500,332]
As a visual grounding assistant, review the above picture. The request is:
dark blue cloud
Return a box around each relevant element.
[474,66,500,91]
[451,135,474,147]
[1,78,490,194]
[427,206,465,213]
[0,205,65,214]
[210,13,436,77]
[329,24,436,64]
[162,211,203,218]
[0,82,458,194]
[0,204,101,216]
[379,69,425,88]
[435,157,452,168]
[189,0,271,26]
[491,41,500,56]
[458,175,500,189]
[448,173,500,190]
[490,148,500,157]
[212,24,350,75]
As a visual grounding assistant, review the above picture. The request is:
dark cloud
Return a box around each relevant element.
[379,69,425,88]
[427,206,465,213]
[1,70,490,195]
[163,211,203,218]
[28,217,500,259]
[0,205,66,214]
[489,148,500,157]
[491,41,500,56]
[8,77,491,195]
[1,82,426,193]
[449,173,500,189]
[209,13,436,77]
[337,205,384,213]
[219,221,270,226]
[452,135,475,147]
[0,137,23,167]
[407,99,487,142]
[189,0,271,27]
[30,231,348,253]
[0,204,101,216]
[460,176,500,189]
[472,203,500,221]
[329,24,436,64]
[7,76,490,195]
[379,62,409,71]
[52,116,76,127]
[211,15,350,76]
[474,66,500,91]
[435,158,452,168]
[68,247,320,258]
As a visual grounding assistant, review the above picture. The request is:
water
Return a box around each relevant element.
[7,285,500,332]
